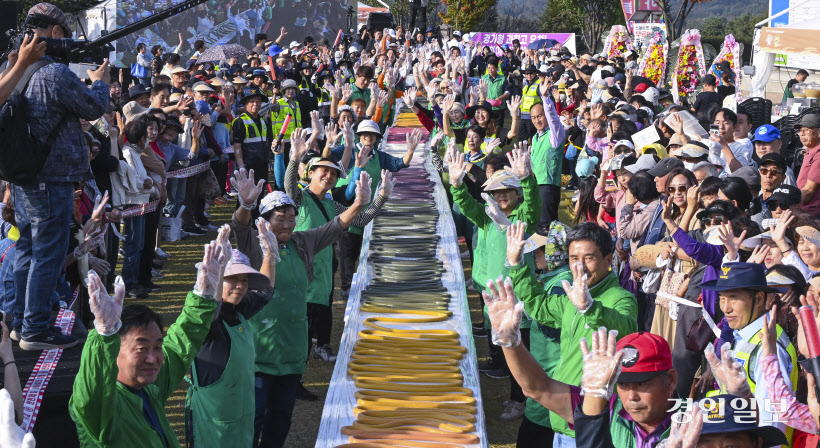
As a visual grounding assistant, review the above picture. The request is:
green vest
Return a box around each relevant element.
[247,240,309,375]
[295,189,335,305]
[482,74,506,110]
[524,266,572,427]
[521,80,542,116]
[271,98,302,142]
[233,113,269,164]
[186,316,255,448]
[336,144,382,235]
[531,130,562,186]
[610,398,673,447]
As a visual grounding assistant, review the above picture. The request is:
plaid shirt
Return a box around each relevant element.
[25,57,109,183]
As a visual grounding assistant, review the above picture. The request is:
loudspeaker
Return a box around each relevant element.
[0,2,18,56]
[367,12,394,32]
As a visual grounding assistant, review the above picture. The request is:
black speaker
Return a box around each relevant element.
[367,12,394,32]
[0,1,18,55]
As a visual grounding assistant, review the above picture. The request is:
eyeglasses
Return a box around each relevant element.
[759,167,783,177]
[667,185,688,194]
[701,215,727,226]
[614,147,633,155]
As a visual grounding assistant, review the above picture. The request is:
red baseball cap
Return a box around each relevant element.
[633,83,649,93]
[616,332,673,383]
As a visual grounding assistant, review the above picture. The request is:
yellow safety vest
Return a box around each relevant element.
[521,80,542,115]
[271,98,301,142]
[708,323,798,445]
[239,113,268,144]
[317,87,332,107]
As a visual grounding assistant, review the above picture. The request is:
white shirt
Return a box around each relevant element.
[704,138,753,174]
[733,313,793,434]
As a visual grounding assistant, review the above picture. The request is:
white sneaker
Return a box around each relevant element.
[460,250,470,259]
[155,247,170,259]
[500,399,525,421]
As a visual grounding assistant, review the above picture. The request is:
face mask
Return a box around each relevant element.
[683,161,696,171]
[559,94,566,101]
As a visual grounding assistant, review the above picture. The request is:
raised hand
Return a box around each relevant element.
[749,244,771,264]
[355,146,373,168]
[325,122,340,146]
[378,169,396,197]
[74,227,106,259]
[506,95,522,115]
[442,94,455,113]
[483,276,524,348]
[484,137,502,155]
[231,168,265,210]
[704,341,752,398]
[561,261,594,312]
[341,84,353,103]
[89,191,110,226]
[479,78,489,99]
[770,209,795,244]
[193,240,225,298]
[0,388,34,448]
[87,269,126,336]
[448,150,467,187]
[406,128,423,150]
[403,86,418,109]
[506,145,531,179]
[325,82,338,99]
[216,224,232,273]
[289,128,308,162]
[355,171,372,206]
[664,407,703,448]
[343,120,355,144]
[506,221,527,266]
[255,217,280,263]
[717,221,746,261]
[760,307,778,359]
[580,327,623,399]
[686,185,700,211]
[481,193,512,231]
[376,90,389,107]
[88,256,110,274]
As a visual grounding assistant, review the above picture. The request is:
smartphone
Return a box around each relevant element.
[68,63,100,79]
[709,124,720,136]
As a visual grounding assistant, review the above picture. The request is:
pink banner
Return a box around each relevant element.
[470,33,575,55]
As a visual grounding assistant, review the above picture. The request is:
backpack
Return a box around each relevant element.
[0,59,61,184]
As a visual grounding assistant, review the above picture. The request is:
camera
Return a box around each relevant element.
[11,30,79,62]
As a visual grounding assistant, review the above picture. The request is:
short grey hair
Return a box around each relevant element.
[692,161,719,178]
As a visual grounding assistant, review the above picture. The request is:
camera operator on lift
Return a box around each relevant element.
[10,2,110,351]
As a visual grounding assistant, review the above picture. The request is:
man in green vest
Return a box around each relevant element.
[284,128,393,363]
[230,168,370,448]
[186,226,276,448]
[326,120,422,299]
[484,272,674,448]
[505,222,638,446]
[347,65,374,106]
[530,83,566,233]
[701,262,798,440]
[481,56,510,131]
[232,86,271,211]
[270,78,302,163]
[518,64,542,143]
[70,242,224,448]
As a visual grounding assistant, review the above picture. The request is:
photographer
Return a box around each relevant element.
[13,2,110,351]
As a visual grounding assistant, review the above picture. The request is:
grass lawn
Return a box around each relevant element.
[148,186,575,448]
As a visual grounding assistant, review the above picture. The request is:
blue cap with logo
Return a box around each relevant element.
[701,262,779,293]
[752,124,781,143]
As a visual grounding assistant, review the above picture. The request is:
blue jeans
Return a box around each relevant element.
[554,433,577,448]
[253,372,297,448]
[122,215,145,287]
[163,177,187,216]
[12,182,73,337]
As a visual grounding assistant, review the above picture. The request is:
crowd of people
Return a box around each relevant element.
[1,1,820,447]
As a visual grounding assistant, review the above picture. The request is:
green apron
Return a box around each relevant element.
[336,145,382,235]
[295,189,335,305]
[186,316,255,448]
[247,241,309,375]
[531,130,562,186]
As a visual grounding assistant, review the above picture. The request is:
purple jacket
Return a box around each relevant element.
[671,227,722,317]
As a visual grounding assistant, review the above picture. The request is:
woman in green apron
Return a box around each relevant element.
[186,226,276,448]
[284,129,394,362]
[442,96,522,153]
[230,167,371,448]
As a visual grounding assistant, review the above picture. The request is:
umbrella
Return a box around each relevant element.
[527,39,559,50]
[195,44,251,64]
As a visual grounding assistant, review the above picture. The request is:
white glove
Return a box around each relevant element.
[256,217,281,263]
[561,261,594,312]
[447,146,467,187]
[86,270,125,337]
[87,256,111,276]
[231,168,265,211]
[0,389,34,448]
[481,193,512,231]
[378,170,396,197]
[193,241,225,298]
[215,224,232,272]
[74,227,105,259]
[355,171,372,206]
[705,342,752,397]
[484,276,524,348]
[579,327,622,399]
[661,407,703,448]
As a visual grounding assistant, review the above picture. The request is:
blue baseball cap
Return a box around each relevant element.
[697,394,788,447]
[752,124,781,143]
[701,262,779,293]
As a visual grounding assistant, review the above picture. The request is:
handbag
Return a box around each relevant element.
[130,63,148,79]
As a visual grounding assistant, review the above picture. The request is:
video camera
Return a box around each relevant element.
[6,13,113,64]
